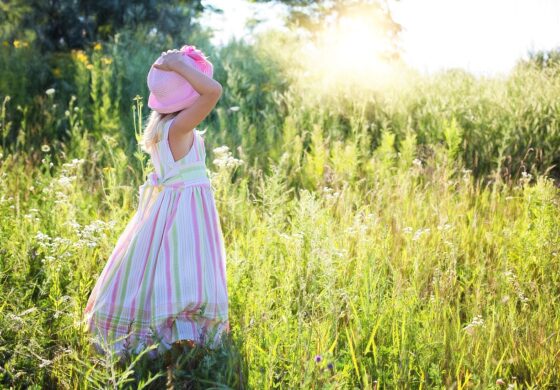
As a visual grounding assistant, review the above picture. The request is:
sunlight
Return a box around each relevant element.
[299,11,402,94]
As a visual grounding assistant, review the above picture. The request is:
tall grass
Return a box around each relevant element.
[0,29,559,388]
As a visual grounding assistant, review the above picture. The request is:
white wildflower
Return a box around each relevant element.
[437,223,452,231]
[213,145,230,156]
[463,314,484,335]
[412,227,430,241]
[57,176,74,188]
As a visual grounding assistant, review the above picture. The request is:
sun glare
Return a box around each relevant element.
[299,12,402,95]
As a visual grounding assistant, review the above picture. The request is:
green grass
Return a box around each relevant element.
[0,29,559,389]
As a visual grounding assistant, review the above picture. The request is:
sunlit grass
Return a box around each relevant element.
[0,28,559,388]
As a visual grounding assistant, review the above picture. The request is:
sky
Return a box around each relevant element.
[199,0,560,77]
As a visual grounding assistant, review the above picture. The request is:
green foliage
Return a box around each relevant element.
[0,21,560,390]
[2,0,208,52]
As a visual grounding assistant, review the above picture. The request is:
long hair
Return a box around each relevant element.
[139,110,179,153]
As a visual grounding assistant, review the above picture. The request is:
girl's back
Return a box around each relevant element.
[83,45,229,358]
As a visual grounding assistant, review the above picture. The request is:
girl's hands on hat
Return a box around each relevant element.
[152,49,185,72]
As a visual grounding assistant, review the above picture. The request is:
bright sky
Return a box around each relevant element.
[199,0,560,77]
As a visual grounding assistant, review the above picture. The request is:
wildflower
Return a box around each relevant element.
[73,50,89,65]
[437,223,452,231]
[412,227,430,241]
[41,144,51,152]
[314,354,322,363]
[57,176,74,187]
[45,88,55,97]
[101,56,113,66]
[463,314,484,335]
[212,146,244,169]
[213,145,230,155]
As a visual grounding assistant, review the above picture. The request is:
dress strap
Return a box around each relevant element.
[163,117,175,142]
[193,129,202,161]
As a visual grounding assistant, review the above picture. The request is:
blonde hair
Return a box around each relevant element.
[139,110,179,153]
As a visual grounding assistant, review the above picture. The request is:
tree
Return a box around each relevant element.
[249,0,402,61]
[0,0,219,53]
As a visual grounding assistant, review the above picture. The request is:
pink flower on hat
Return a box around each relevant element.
[180,45,207,64]
[147,44,214,114]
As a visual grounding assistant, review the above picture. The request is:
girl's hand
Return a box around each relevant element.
[152,49,185,72]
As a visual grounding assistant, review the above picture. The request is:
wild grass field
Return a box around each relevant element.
[0,27,559,389]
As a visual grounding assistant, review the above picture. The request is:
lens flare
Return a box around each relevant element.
[297,12,404,96]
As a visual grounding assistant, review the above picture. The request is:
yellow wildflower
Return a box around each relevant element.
[72,50,89,65]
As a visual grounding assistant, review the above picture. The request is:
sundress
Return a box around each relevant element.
[82,117,229,357]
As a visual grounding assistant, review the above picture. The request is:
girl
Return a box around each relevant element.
[83,45,229,359]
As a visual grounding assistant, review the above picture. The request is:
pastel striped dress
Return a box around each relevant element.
[83,117,229,356]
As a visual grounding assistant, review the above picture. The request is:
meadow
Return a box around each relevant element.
[0,27,559,389]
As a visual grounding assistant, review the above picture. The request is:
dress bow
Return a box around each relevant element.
[137,170,163,220]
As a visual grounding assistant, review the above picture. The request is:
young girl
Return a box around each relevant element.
[83,45,229,358]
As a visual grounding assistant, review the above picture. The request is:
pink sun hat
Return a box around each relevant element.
[147,45,214,114]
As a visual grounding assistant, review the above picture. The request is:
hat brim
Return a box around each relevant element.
[148,92,200,114]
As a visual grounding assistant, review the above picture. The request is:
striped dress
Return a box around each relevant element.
[83,117,229,356]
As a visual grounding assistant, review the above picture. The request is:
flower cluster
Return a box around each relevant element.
[463,314,484,335]
[68,219,116,249]
[212,145,244,169]
[504,269,530,306]
[404,227,430,241]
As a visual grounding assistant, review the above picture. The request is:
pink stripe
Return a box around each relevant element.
[190,190,204,313]
[104,265,125,334]
[85,218,141,312]
[194,132,200,160]
[138,193,177,324]
[128,196,165,323]
[200,191,220,317]
[207,193,227,289]
[164,191,183,314]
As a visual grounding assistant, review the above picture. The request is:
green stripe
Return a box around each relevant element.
[194,190,209,306]
[163,170,209,186]
[110,233,142,337]
[172,215,182,306]
[98,232,140,300]
[141,193,174,327]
